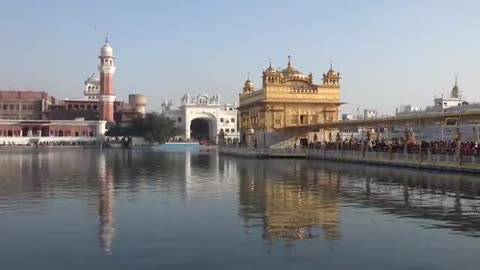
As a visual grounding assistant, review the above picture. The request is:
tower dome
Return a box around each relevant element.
[280,56,307,80]
[100,37,114,57]
[243,74,255,93]
[451,76,460,98]
[244,79,254,89]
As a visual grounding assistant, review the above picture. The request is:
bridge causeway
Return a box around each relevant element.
[218,147,480,174]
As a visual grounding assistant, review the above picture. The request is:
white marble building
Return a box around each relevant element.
[161,93,239,143]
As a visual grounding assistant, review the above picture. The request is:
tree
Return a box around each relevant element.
[105,112,179,143]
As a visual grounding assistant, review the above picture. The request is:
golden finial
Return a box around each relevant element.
[288,55,292,67]
[269,58,272,68]
[105,36,109,44]
[330,60,333,71]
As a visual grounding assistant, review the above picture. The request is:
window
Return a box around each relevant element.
[15,104,19,110]
[225,129,229,133]
[177,117,182,122]
[22,105,27,110]
[220,118,224,123]
[291,115,298,125]
[231,118,235,123]
[75,132,79,137]
[2,104,6,110]
[89,131,94,137]
[231,129,235,133]
[9,104,14,110]
[300,115,306,124]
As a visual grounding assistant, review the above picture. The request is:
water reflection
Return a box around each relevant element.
[0,149,479,267]
[236,159,342,246]
[97,153,115,254]
[307,161,480,237]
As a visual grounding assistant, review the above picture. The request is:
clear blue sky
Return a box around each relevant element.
[1,0,479,114]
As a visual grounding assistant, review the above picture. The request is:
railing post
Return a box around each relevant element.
[361,143,365,159]
[419,144,423,163]
[340,142,343,159]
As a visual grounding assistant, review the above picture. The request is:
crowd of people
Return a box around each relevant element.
[307,138,480,156]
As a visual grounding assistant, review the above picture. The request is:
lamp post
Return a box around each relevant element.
[248,128,255,149]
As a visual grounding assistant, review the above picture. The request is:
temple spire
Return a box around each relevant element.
[330,60,333,71]
[269,58,272,69]
[105,36,109,44]
[287,55,292,67]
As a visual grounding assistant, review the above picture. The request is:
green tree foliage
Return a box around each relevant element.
[106,112,179,143]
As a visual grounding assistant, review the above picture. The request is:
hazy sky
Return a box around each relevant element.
[1,0,479,114]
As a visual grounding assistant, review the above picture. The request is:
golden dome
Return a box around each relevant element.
[244,79,254,89]
[281,56,307,79]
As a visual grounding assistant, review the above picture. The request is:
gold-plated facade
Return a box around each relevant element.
[239,57,342,139]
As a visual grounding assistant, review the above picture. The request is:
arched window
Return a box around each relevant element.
[310,111,318,124]
[290,111,299,125]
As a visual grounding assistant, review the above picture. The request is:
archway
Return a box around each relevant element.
[190,118,210,141]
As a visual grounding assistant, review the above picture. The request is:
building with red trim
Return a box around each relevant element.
[0,39,147,144]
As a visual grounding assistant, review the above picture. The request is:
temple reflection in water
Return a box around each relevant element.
[236,159,342,245]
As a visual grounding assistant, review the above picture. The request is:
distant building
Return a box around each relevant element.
[161,93,239,143]
[0,39,146,143]
[396,105,421,116]
[341,113,357,121]
[43,39,146,123]
[0,91,56,120]
[387,77,480,141]
[363,109,378,120]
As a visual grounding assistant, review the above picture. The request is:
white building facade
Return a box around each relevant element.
[162,93,239,143]
[390,77,480,141]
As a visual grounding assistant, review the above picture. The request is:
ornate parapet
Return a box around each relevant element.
[181,93,221,106]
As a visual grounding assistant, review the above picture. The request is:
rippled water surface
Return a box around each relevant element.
[1,149,480,269]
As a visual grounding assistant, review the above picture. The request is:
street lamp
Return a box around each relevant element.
[247,128,255,148]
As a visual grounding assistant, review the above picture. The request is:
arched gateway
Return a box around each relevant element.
[161,93,239,144]
[187,112,217,142]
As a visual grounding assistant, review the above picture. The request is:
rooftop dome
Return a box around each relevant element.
[85,72,99,83]
[244,78,254,89]
[326,61,339,77]
[280,56,307,79]
[100,37,113,57]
